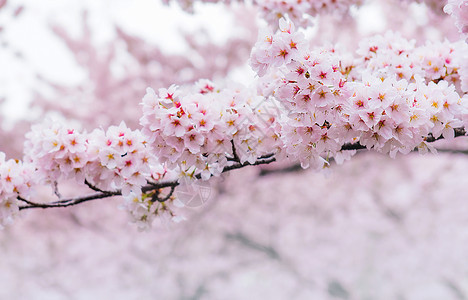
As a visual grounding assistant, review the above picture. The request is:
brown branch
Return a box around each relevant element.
[84,179,117,194]
[218,156,276,173]
[259,163,304,176]
[16,127,467,211]
[52,180,62,199]
[18,192,119,210]
[157,185,176,202]
[340,127,467,151]
[340,142,366,151]
[258,153,275,159]
[261,128,468,176]
[18,156,277,210]
[17,196,46,207]
[142,180,178,192]
[424,127,466,143]
[230,140,240,162]
[437,148,468,155]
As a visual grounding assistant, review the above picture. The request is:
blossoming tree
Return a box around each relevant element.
[0,0,467,233]
[2,0,468,298]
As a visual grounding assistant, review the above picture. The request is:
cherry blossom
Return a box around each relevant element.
[140,80,281,178]
[3,1,468,299]
[0,152,35,228]
[1,0,468,233]
[250,19,468,164]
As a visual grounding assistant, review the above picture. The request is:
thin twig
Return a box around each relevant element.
[340,127,467,151]
[340,142,366,151]
[259,163,304,176]
[258,153,275,159]
[142,180,179,192]
[230,140,240,162]
[53,181,62,199]
[17,196,46,207]
[424,127,466,143]
[84,179,116,194]
[18,192,118,210]
[158,186,176,202]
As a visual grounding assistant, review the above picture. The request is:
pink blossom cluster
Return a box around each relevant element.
[444,0,468,41]
[23,120,172,227]
[275,53,353,167]
[250,20,308,77]
[24,120,162,194]
[24,121,90,182]
[251,21,354,167]
[250,19,468,166]
[0,152,35,228]
[344,77,464,154]
[86,122,163,196]
[140,79,281,180]
[121,192,160,231]
[355,32,468,92]
[121,191,184,231]
[3,2,468,232]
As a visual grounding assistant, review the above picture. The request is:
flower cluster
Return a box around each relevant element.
[24,120,162,193]
[252,21,355,167]
[355,32,468,92]
[86,122,161,196]
[2,5,468,231]
[121,191,184,231]
[344,76,464,155]
[24,120,90,182]
[24,120,173,228]
[140,79,281,180]
[274,49,353,168]
[250,19,468,167]
[0,153,35,228]
[250,19,308,77]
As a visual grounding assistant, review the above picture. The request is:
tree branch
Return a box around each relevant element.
[340,127,467,151]
[425,127,466,143]
[18,192,119,210]
[153,185,176,203]
[18,155,277,210]
[16,127,467,211]
[230,139,240,162]
[261,128,468,176]
[84,179,117,194]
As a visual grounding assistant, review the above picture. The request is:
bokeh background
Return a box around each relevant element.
[1,0,468,299]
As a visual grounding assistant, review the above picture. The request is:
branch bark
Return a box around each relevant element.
[18,156,277,210]
[17,127,467,210]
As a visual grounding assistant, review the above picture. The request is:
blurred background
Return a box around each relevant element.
[1,0,468,299]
